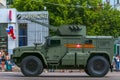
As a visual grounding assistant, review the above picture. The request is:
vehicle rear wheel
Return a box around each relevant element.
[21,56,43,77]
[87,56,109,77]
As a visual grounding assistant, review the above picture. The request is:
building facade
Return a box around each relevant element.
[114,0,120,10]
[0,8,49,55]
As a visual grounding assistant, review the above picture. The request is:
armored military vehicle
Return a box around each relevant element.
[12,20,114,77]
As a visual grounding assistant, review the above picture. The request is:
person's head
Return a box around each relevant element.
[5,52,8,56]
[0,49,4,52]
[0,49,6,55]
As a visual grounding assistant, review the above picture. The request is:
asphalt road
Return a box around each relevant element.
[0,71,119,80]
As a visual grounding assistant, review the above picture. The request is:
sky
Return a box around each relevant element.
[103,0,115,6]
[110,0,114,6]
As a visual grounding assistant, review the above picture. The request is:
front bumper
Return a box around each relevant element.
[11,55,21,67]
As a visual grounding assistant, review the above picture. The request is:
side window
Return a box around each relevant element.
[50,40,61,46]
[99,40,111,48]
[85,40,92,44]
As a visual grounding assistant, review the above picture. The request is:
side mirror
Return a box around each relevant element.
[34,43,42,48]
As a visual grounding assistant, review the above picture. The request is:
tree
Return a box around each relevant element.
[80,0,120,37]
[7,0,13,5]
[11,0,44,11]
[11,0,120,37]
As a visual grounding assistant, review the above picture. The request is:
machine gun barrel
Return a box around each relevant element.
[26,18,58,31]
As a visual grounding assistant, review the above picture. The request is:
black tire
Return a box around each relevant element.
[21,56,43,77]
[87,56,109,77]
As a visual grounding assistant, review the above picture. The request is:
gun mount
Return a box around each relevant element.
[26,19,86,36]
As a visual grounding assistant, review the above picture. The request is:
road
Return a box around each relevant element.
[0,71,119,80]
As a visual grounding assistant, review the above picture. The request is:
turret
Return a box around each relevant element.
[26,19,86,36]
[57,25,86,36]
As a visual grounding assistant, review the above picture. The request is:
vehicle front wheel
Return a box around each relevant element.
[21,56,43,77]
[87,56,109,77]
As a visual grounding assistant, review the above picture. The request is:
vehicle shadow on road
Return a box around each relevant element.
[18,74,109,79]
[5,72,110,79]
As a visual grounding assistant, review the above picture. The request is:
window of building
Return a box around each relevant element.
[0,23,7,37]
[19,23,27,46]
[0,24,8,51]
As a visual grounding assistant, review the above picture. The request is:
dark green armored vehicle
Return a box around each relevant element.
[12,21,114,77]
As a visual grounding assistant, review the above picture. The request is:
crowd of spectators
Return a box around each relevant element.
[112,54,120,72]
[0,49,14,72]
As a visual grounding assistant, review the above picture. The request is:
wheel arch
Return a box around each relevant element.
[20,52,47,68]
[86,52,110,67]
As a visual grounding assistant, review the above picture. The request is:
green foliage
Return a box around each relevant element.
[11,0,120,37]
[11,0,44,11]
[7,0,13,5]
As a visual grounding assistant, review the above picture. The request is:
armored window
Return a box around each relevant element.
[85,40,92,44]
[99,40,111,48]
[50,40,61,46]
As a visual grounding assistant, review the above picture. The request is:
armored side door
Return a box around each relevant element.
[46,38,66,64]
[61,37,85,66]
[77,37,97,65]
